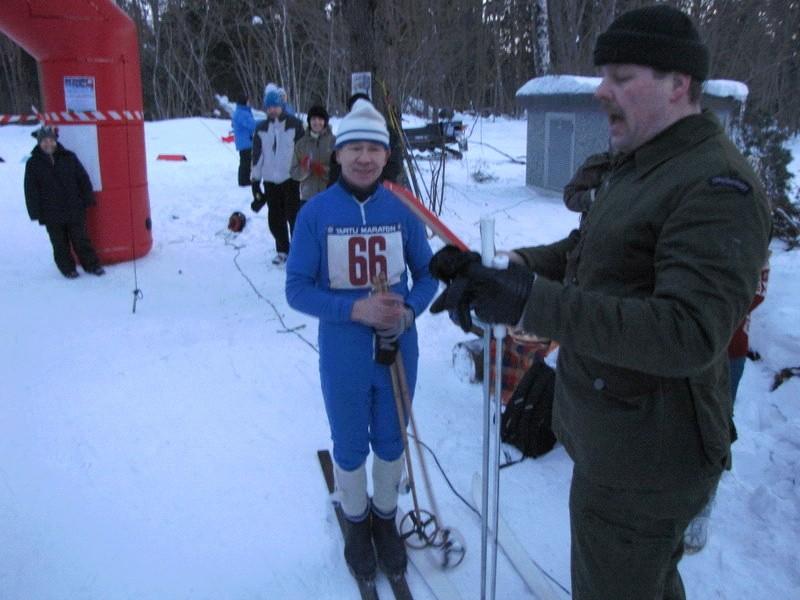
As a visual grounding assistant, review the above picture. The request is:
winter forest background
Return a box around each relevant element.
[4,0,799,237]
[1,0,798,127]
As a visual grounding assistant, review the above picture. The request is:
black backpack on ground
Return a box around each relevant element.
[500,360,557,459]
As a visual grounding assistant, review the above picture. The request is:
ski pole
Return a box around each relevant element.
[371,275,424,527]
[374,273,466,568]
[393,344,466,569]
[479,216,507,600]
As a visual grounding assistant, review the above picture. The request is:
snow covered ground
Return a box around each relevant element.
[1,116,798,599]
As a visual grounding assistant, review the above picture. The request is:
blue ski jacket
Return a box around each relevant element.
[231,103,256,151]
[285,180,437,394]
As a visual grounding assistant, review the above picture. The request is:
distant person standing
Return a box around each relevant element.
[231,94,256,189]
[251,89,305,265]
[24,126,105,279]
[291,105,336,207]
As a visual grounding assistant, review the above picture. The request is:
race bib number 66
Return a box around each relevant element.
[327,225,405,289]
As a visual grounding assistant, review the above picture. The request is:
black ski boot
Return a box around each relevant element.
[344,516,376,581]
[371,510,407,577]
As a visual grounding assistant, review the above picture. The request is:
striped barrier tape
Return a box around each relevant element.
[0,110,144,125]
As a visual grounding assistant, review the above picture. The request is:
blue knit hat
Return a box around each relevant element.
[264,90,282,109]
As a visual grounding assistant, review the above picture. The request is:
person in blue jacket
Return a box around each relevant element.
[231,94,256,189]
[285,99,437,582]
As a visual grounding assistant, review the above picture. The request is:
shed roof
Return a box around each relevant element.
[516,75,748,101]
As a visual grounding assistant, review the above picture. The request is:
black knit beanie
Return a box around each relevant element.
[307,104,329,127]
[594,5,709,81]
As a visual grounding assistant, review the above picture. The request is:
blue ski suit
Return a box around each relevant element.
[286,180,437,470]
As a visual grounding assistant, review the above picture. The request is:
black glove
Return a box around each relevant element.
[251,181,267,213]
[468,262,536,326]
[429,245,481,283]
[429,276,477,333]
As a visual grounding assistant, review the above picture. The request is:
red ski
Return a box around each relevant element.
[383,181,468,251]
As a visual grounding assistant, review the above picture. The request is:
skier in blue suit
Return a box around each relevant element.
[285,99,436,581]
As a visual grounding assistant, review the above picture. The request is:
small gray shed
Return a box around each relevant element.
[515,75,748,192]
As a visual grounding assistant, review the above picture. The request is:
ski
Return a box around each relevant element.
[382,181,469,252]
[387,572,413,600]
[471,473,563,600]
[318,449,381,600]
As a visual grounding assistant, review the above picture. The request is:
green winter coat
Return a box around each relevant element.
[515,111,771,490]
[290,126,336,201]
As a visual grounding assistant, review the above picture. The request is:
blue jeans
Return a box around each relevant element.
[729,356,746,405]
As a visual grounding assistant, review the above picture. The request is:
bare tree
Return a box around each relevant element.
[0,34,39,114]
[533,0,552,75]
[95,0,796,130]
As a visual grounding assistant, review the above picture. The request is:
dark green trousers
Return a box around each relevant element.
[569,467,718,600]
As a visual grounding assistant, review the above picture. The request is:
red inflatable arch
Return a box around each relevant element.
[0,0,152,263]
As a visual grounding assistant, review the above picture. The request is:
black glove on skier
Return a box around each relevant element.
[429,245,481,283]
[469,262,536,326]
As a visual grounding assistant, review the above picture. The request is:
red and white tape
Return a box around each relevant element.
[0,114,39,125]
[0,110,144,125]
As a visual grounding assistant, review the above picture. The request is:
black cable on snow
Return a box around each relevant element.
[408,432,571,596]
[221,232,318,354]
[408,432,480,519]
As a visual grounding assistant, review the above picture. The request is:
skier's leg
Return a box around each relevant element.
[369,375,409,576]
[334,460,376,579]
[323,365,375,579]
[372,453,404,516]
[264,181,289,254]
[334,461,369,520]
[284,178,301,240]
[238,149,252,187]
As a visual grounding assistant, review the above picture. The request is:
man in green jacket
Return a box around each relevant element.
[429,5,771,599]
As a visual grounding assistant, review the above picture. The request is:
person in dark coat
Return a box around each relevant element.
[428,6,771,599]
[24,126,104,279]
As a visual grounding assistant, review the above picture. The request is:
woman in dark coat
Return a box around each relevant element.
[24,126,104,278]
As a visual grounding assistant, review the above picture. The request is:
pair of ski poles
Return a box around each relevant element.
[383,185,557,598]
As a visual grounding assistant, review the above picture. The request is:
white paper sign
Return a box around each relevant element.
[350,72,372,99]
[64,76,97,112]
